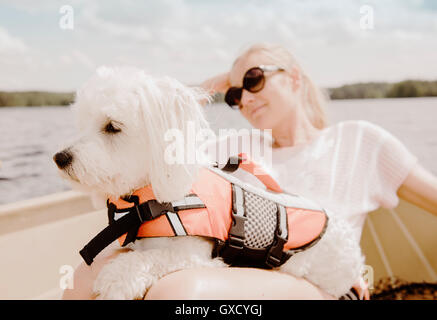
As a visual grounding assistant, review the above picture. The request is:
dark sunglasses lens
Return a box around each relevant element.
[243,68,264,92]
[225,87,242,108]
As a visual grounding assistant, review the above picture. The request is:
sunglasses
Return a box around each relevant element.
[225,65,285,109]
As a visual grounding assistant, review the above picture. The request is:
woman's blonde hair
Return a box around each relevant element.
[233,43,328,129]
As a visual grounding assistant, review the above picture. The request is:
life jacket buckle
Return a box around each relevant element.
[228,235,245,250]
[266,235,288,268]
[231,214,246,237]
[144,200,174,219]
[228,213,247,250]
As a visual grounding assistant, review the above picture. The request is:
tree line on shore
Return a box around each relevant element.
[0,91,74,107]
[328,80,437,100]
[213,80,437,103]
[1,80,436,107]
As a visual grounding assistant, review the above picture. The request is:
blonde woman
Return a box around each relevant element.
[145,43,437,300]
[63,43,437,300]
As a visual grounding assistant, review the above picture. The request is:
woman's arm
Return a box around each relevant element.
[197,72,230,106]
[397,163,437,216]
[199,71,230,95]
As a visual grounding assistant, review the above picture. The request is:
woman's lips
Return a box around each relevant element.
[251,104,266,117]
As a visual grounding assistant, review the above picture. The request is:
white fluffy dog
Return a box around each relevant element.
[54,66,364,300]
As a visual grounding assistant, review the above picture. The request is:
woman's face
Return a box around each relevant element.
[229,53,301,130]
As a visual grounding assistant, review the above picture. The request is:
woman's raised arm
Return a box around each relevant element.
[197,72,231,106]
[199,71,231,96]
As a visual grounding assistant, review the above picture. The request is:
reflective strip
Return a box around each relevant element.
[233,185,244,217]
[208,166,322,211]
[171,196,205,210]
[278,205,288,239]
[166,212,187,236]
[113,211,129,221]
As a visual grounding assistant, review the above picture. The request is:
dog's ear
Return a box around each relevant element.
[136,75,211,202]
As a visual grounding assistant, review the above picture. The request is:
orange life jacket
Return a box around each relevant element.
[80,154,328,269]
[80,155,369,299]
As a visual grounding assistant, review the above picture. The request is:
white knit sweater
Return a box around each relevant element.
[205,120,418,244]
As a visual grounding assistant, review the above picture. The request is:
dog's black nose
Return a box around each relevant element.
[53,150,73,169]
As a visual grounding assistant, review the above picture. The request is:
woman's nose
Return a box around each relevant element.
[240,89,256,108]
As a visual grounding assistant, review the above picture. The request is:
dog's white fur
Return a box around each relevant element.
[61,66,210,206]
[56,66,364,299]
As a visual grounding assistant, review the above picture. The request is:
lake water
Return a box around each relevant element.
[0,97,436,205]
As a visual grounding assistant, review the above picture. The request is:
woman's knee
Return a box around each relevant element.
[62,246,129,300]
[62,261,96,300]
[145,269,204,300]
[145,268,335,300]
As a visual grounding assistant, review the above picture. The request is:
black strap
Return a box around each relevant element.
[265,204,291,268]
[214,192,292,269]
[220,155,242,172]
[265,235,291,268]
[213,240,272,268]
[80,198,169,265]
[80,209,144,266]
[80,195,206,266]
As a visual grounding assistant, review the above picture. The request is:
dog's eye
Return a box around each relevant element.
[103,121,121,134]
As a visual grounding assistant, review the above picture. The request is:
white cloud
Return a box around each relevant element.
[80,6,154,43]
[0,0,436,90]
[71,50,96,70]
[0,26,27,54]
[202,26,226,44]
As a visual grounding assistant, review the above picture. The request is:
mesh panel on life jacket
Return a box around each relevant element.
[243,189,277,248]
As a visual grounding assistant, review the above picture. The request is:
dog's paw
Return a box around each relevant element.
[93,251,156,300]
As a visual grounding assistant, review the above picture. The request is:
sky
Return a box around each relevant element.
[0,0,436,91]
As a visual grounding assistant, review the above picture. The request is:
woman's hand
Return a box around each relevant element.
[200,72,231,96]
[397,163,437,216]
